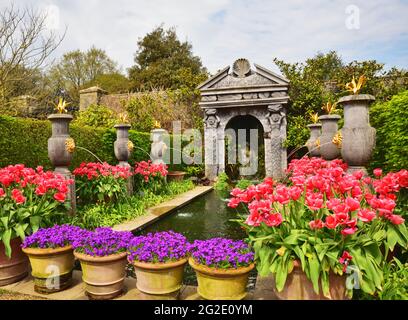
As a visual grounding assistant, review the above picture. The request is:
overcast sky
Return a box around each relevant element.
[2,0,408,74]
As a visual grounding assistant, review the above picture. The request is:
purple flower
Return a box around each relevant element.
[22,225,85,249]
[72,227,133,257]
[128,231,189,263]
[189,238,254,269]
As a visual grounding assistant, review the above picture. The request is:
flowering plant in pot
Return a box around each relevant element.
[133,160,168,192]
[73,162,132,204]
[72,227,133,300]
[188,238,255,300]
[128,230,189,295]
[0,164,72,286]
[21,224,85,293]
[228,157,408,299]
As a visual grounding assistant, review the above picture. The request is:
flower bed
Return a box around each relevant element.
[0,164,72,257]
[134,161,168,192]
[228,157,408,298]
[73,162,132,204]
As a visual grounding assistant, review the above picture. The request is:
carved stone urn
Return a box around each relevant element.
[318,115,341,160]
[47,113,76,213]
[150,128,167,165]
[338,94,376,174]
[306,123,322,157]
[114,124,132,168]
[114,124,133,195]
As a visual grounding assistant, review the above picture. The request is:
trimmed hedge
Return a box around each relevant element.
[0,116,151,169]
[0,116,195,172]
[369,90,408,173]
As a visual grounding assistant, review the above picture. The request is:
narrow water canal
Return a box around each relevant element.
[134,190,257,288]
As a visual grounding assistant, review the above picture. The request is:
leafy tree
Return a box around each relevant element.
[49,46,119,104]
[128,26,207,90]
[0,4,63,107]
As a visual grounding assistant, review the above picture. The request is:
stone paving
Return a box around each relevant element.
[1,270,276,300]
[1,271,277,300]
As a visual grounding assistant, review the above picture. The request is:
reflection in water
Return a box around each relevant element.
[134,190,257,288]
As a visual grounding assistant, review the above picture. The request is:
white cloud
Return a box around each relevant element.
[2,0,407,73]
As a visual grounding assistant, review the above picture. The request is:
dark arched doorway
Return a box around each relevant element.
[224,115,265,180]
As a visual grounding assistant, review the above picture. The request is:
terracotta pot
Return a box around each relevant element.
[0,238,29,286]
[22,245,74,293]
[189,257,254,300]
[74,251,127,300]
[167,171,186,182]
[272,260,348,300]
[133,258,187,295]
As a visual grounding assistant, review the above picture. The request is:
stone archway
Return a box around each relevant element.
[198,59,290,181]
[224,114,265,179]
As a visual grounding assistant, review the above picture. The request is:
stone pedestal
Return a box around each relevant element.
[47,114,76,214]
[318,115,341,160]
[306,124,322,157]
[114,124,133,195]
[338,94,376,174]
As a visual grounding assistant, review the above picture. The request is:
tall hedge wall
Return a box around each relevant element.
[369,90,408,173]
[0,116,151,169]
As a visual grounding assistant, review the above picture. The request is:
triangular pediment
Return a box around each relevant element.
[197,59,289,90]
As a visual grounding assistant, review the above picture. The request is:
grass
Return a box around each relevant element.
[68,180,195,229]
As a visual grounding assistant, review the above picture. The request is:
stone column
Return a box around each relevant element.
[114,124,133,195]
[338,94,376,174]
[47,114,76,214]
[79,86,107,111]
[267,104,286,180]
[204,109,220,180]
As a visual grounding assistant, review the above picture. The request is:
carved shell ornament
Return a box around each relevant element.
[233,58,251,78]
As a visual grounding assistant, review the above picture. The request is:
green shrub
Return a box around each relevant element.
[369,90,408,172]
[214,173,230,192]
[70,180,194,229]
[73,104,117,128]
[235,179,253,190]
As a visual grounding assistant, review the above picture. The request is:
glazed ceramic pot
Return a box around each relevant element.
[318,115,341,160]
[338,94,376,174]
[167,171,186,182]
[271,260,348,300]
[306,123,322,157]
[189,257,254,300]
[74,251,127,300]
[22,245,74,293]
[133,258,187,295]
[0,238,29,286]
